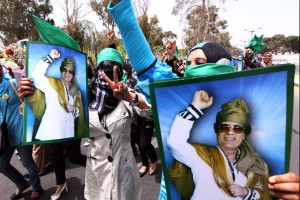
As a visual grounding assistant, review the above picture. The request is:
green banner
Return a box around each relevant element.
[245,34,266,53]
[29,11,80,51]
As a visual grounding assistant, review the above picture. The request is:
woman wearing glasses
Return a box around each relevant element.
[167,91,270,200]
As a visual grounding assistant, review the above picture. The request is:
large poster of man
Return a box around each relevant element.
[150,65,295,200]
[23,42,89,144]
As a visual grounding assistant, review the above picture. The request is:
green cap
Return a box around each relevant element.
[97,48,124,68]
[216,98,250,126]
[60,58,75,72]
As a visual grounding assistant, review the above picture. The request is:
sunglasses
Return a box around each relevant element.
[62,68,74,74]
[218,124,245,134]
[99,61,121,70]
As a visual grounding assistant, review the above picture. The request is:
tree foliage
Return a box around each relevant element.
[90,0,114,30]
[0,0,53,45]
[183,5,228,48]
[263,35,299,54]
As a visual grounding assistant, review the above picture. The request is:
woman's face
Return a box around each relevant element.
[187,49,207,66]
[61,68,74,83]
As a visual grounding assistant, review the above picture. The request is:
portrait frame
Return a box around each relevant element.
[232,58,243,72]
[23,42,89,145]
[150,64,295,200]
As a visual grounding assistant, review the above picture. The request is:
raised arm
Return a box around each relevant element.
[108,0,177,103]
[108,0,155,75]
[167,90,213,167]
[31,49,60,92]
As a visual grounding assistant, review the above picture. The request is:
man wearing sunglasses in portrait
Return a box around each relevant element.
[167,91,271,200]
[29,49,86,141]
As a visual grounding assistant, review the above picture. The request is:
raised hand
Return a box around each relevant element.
[49,49,60,59]
[192,90,213,110]
[101,66,131,102]
[111,0,121,6]
[166,40,176,55]
[107,29,115,45]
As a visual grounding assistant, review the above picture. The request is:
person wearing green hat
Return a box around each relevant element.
[167,91,270,199]
[29,49,86,141]
[85,47,151,200]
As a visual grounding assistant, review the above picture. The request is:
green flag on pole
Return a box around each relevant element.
[245,34,266,53]
[29,11,80,51]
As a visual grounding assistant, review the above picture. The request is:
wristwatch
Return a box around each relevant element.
[129,93,139,107]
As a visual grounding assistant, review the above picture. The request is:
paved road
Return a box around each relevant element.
[0,137,162,200]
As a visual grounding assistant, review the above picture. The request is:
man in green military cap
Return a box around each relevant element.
[29,49,87,141]
[167,90,270,200]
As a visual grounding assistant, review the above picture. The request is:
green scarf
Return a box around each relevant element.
[184,63,234,77]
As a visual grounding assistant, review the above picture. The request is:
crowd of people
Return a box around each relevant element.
[0,0,299,199]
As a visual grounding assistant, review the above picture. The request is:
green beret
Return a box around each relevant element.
[97,48,124,68]
[60,58,75,72]
[216,98,250,126]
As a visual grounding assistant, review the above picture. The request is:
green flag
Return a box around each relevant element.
[29,11,80,51]
[245,34,266,53]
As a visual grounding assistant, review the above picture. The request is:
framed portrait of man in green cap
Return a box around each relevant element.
[23,42,89,144]
[150,64,295,200]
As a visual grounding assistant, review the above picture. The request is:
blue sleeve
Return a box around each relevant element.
[108,0,178,103]
[108,0,155,75]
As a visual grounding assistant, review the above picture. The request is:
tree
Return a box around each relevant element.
[172,0,226,41]
[0,0,53,45]
[183,5,228,48]
[263,35,299,54]
[90,0,114,30]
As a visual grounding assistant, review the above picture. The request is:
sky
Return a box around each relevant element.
[50,0,299,49]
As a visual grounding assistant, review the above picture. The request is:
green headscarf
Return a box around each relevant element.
[97,48,124,68]
[216,98,250,126]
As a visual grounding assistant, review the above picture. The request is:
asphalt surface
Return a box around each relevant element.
[0,137,162,200]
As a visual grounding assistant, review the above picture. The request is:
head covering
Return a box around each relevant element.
[60,58,75,73]
[186,42,232,63]
[184,42,234,77]
[216,98,250,126]
[97,48,124,68]
[90,48,124,120]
